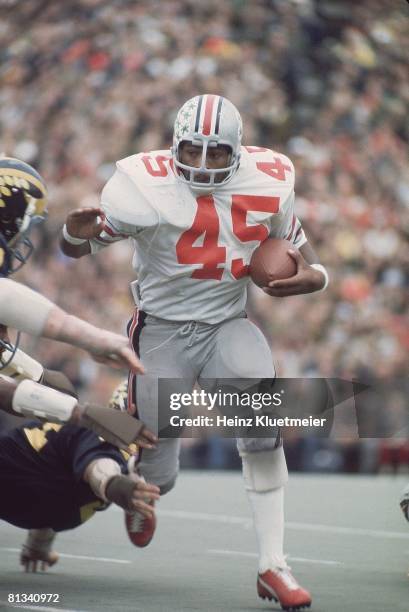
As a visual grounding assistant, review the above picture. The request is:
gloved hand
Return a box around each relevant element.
[105,473,160,515]
[73,403,157,451]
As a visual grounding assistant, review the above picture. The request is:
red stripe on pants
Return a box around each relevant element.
[202,95,216,135]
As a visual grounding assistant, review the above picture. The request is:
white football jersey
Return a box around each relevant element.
[91,146,306,324]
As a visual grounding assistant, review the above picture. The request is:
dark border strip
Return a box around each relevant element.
[214,96,223,134]
[194,95,203,133]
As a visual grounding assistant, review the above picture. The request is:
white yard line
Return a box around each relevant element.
[0,602,87,612]
[208,548,343,566]
[1,547,131,565]
[157,508,409,540]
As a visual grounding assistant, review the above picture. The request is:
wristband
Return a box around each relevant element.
[12,379,77,421]
[62,224,87,245]
[310,264,329,291]
[85,458,121,501]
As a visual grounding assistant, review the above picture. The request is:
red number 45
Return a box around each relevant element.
[176,194,280,280]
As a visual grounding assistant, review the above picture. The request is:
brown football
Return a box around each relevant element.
[249,238,297,287]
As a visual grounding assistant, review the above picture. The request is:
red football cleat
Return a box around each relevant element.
[257,567,312,611]
[125,503,156,548]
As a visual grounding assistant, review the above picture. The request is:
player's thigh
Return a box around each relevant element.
[131,316,196,427]
[199,317,285,482]
[200,317,275,381]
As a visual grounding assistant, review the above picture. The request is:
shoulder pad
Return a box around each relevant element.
[117,150,174,185]
[234,146,295,197]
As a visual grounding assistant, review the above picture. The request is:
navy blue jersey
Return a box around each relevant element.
[0,421,127,531]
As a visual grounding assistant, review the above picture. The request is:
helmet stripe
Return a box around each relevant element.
[214,96,224,135]
[202,94,216,135]
[194,95,204,132]
[0,167,46,196]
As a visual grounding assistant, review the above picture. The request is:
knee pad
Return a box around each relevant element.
[241,446,288,493]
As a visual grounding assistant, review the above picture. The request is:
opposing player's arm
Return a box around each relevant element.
[84,458,160,515]
[264,191,329,297]
[0,278,144,372]
[1,376,156,450]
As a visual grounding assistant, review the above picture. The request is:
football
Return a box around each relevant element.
[249,238,297,287]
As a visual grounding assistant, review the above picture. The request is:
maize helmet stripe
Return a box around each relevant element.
[0,158,46,194]
[0,157,48,274]
[0,158,47,215]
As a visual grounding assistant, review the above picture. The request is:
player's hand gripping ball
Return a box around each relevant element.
[249,238,297,288]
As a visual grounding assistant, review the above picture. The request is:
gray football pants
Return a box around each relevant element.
[128,310,288,493]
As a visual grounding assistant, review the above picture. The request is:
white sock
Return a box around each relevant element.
[247,486,288,573]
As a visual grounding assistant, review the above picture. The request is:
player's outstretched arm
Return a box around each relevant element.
[8,378,156,450]
[0,278,144,373]
[263,242,329,297]
[43,305,145,373]
[60,207,105,258]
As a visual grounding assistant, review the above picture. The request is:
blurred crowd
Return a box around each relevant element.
[1,0,408,472]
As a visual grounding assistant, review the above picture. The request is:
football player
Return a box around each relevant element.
[0,156,147,441]
[0,157,158,570]
[61,95,330,610]
[0,157,144,374]
[0,381,160,572]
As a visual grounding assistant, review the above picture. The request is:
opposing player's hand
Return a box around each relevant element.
[65,207,105,240]
[87,333,145,374]
[20,547,59,573]
[74,404,157,451]
[135,424,158,449]
[106,475,160,516]
[20,529,58,573]
[263,249,325,297]
[129,479,160,517]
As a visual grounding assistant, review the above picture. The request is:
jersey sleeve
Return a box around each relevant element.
[89,167,159,253]
[270,190,307,249]
[59,424,127,483]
